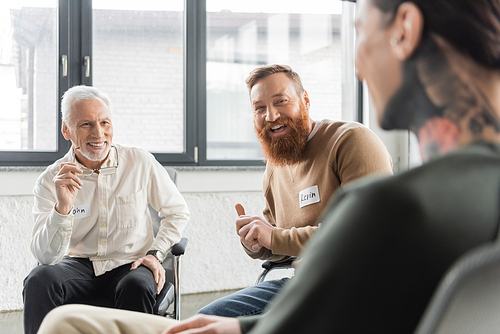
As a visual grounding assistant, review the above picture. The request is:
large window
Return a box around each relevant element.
[0,0,357,166]
[92,1,184,154]
[0,0,58,152]
[206,1,353,160]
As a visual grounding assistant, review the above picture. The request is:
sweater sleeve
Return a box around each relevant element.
[243,188,320,260]
[333,125,393,185]
[272,225,319,256]
[242,170,292,262]
[246,223,319,259]
[242,190,300,262]
[242,207,289,262]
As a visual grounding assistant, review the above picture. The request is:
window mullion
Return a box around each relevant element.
[81,0,92,86]
[184,0,205,165]
[58,0,71,157]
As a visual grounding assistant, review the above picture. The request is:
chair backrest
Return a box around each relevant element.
[415,242,500,334]
[149,167,178,236]
[165,167,178,185]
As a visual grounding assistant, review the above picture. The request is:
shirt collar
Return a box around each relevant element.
[307,119,322,142]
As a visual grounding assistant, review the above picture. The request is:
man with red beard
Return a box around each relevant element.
[197,64,393,318]
[23,85,190,334]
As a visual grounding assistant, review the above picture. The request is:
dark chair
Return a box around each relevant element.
[415,242,500,334]
[153,234,187,319]
[256,257,297,284]
[87,167,187,320]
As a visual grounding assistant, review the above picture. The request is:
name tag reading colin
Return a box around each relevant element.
[72,203,91,219]
[299,185,320,208]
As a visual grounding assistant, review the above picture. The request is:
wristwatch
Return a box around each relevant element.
[146,250,166,264]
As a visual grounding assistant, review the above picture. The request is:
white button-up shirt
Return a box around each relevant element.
[31,144,190,276]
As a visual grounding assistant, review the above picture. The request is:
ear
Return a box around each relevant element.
[302,90,311,110]
[391,2,424,61]
[61,122,71,141]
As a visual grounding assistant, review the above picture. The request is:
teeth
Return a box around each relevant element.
[271,125,284,130]
[89,142,105,147]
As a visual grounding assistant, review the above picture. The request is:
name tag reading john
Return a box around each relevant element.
[299,185,320,208]
[72,203,91,219]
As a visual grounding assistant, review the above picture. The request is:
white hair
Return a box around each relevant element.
[61,85,111,125]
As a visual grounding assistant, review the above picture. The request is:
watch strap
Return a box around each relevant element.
[146,250,165,264]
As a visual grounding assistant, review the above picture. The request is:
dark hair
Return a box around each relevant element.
[372,0,500,69]
[245,64,305,93]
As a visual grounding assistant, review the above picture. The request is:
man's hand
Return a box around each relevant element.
[162,314,241,334]
[235,203,274,253]
[53,162,83,215]
[130,255,166,294]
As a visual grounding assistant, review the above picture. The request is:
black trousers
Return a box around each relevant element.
[22,257,157,334]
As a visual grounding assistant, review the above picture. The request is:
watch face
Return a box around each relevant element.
[156,250,166,263]
[149,250,165,263]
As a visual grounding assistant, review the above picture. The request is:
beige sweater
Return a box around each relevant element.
[246,120,393,261]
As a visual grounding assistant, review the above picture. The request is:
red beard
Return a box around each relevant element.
[255,104,311,166]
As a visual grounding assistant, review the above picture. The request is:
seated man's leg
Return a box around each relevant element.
[198,278,289,317]
[108,263,158,313]
[23,257,100,334]
[38,304,176,334]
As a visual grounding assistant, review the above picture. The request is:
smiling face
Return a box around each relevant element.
[354,0,403,126]
[250,72,313,166]
[62,97,113,169]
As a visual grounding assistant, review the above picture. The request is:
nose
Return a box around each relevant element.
[265,105,280,122]
[91,124,104,138]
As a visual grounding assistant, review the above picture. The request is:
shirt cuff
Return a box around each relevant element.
[271,227,290,255]
[242,241,268,259]
[50,205,74,229]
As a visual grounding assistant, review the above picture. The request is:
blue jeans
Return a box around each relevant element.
[197,278,290,317]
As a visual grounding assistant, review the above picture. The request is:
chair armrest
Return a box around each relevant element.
[171,237,188,256]
[262,257,297,270]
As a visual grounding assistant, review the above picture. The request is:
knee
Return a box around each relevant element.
[197,298,229,316]
[44,304,80,321]
[116,269,155,297]
[38,305,85,334]
[197,304,215,315]
[24,265,59,293]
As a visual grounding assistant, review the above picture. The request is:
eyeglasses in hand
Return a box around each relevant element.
[71,145,118,177]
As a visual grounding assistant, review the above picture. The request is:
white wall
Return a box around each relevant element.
[0,167,266,312]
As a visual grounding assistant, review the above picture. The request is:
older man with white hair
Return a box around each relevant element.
[22,85,190,334]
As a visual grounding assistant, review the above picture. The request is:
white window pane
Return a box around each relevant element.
[92,0,184,153]
[0,1,57,151]
[206,0,350,161]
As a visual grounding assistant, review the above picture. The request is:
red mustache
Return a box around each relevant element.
[262,118,293,133]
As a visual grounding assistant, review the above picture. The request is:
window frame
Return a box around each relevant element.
[0,0,359,167]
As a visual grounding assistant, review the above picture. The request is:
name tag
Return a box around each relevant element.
[299,185,320,208]
[72,203,91,219]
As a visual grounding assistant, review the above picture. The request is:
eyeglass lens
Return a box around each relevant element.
[79,169,95,177]
[99,167,117,176]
